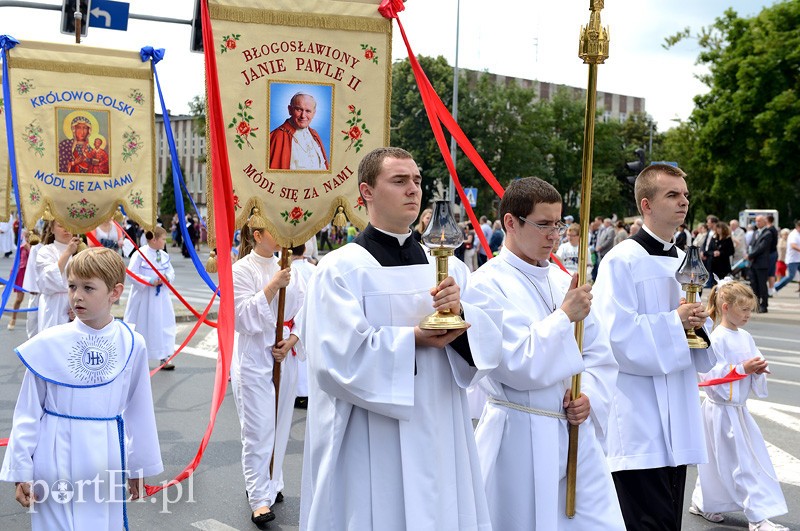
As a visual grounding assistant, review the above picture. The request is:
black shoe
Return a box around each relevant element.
[275,491,283,504]
[160,359,176,370]
[757,307,768,314]
[294,397,308,409]
[251,509,275,526]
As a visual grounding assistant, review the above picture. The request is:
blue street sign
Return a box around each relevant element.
[464,187,478,207]
[89,0,129,31]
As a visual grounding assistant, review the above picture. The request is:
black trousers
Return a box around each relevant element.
[613,466,687,531]
[750,266,769,311]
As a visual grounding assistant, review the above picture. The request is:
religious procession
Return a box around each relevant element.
[0,0,798,530]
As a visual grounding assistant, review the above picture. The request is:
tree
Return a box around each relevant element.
[188,95,207,164]
[158,162,193,227]
[670,2,800,223]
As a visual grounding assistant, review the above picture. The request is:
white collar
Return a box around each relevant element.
[642,224,675,251]
[374,226,413,246]
[499,247,551,277]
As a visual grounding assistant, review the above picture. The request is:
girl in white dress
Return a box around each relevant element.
[123,226,177,369]
[231,210,304,526]
[35,220,81,332]
[690,280,788,531]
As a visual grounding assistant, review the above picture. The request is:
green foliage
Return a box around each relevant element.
[686,2,800,224]
[158,163,193,227]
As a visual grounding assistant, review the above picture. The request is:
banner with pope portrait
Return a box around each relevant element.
[6,41,156,233]
[209,0,391,247]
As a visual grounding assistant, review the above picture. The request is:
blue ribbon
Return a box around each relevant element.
[0,35,25,320]
[44,409,129,531]
[140,47,217,292]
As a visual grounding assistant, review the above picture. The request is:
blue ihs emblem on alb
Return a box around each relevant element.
[68,334,117,384]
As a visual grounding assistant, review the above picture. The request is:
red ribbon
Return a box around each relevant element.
[698,368,748,387]
[150,291,218,377]
[110,223,218,328]
[84,231,151,287]
[382,8,568,267]
[144,0,237,498]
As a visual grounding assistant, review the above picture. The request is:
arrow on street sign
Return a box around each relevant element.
[89,0,129,31]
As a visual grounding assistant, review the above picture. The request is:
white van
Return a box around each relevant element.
[739,209,779,230]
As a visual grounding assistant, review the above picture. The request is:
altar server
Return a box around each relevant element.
[35,220,80,332]
[21,231,42,337]
[123,226,177,370]
[593,164,716,530]
[690,280,788,531]
[471,177,624,529]
[300,147,503,531]
[1,248,163,531]
[231,210,304,526]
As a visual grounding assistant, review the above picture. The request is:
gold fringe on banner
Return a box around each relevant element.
[210,5,391,33]
[7,58,152,81]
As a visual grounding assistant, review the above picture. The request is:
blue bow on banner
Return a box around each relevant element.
[141,46,217,293]
[0,35,25,318]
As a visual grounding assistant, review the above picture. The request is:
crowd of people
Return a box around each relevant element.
[0,148,795,531]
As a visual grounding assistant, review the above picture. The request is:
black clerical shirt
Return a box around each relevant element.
[354,224,474,366]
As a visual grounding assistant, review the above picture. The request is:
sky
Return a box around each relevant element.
[0,0,770,131]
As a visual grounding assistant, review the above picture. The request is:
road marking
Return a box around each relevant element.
[765,359,800,369]
[765,377,800,388]
[748,399,800,433]
[754,335,800,345]
[195,329,219,353]
[759,346,800,355]
[174,345,218,360]
[191,520,240,531]
[764,442,800,488]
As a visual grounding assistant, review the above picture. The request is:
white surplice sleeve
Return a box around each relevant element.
[36,246,68,296]
[594,252,696,377]
[302,260,416,421]
[0,370,47,483]
[749,335,769,399]
[578,309,619,439]
[233,265,277,338]
[123,337,163,478]
[444,261,503,388]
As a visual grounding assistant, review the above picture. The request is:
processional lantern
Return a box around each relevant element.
[674,245,710,349]
[419,200,468,330]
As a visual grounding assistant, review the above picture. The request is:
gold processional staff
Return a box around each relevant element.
[566,0,609,518]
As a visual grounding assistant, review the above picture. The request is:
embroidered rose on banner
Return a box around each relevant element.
[0,97,4,115]
[29,185,41,205]
[341,105,370,153]
[228,99,258,149]
[281,207,312,226]
[22,120,45,157]
[17,78,34,95]
[128,190,145,209]
[129,88,145,105]
[232,190,241,211]
[360,44,379,64]
[122,127,141,161]
[68,198,98,220]
[354,196,365,211]
[220,34,241,54]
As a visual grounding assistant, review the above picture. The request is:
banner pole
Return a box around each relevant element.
[269,248,291,477]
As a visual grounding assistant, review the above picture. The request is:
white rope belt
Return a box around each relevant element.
[488,396,567,419]
[706,397,745,408]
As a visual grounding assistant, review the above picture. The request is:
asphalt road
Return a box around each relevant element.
[0,252,798,530]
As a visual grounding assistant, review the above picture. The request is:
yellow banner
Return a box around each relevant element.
[210,0,391,247]
[7,41,156,234]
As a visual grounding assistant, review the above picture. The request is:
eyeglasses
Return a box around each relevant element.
[518,216,568,237]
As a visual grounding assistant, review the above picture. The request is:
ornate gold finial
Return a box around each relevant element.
[579,0,610,65]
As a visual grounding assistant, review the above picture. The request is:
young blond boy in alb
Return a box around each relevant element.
[1,247,163,531]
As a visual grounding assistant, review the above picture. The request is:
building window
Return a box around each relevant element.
[619,95,627,114]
